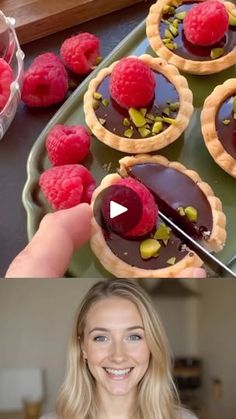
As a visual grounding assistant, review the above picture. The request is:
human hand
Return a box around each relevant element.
[5,203,92,278]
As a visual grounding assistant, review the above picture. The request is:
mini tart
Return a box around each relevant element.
[146,0,236,75]
[201,79,236,177]
[90,155,226,278]
[84,54,193,153]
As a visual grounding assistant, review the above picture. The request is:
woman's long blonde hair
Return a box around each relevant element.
[56,279,179,419]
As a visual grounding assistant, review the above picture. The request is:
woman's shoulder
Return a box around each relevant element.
[40,413,58,419]
[178,407,198,419]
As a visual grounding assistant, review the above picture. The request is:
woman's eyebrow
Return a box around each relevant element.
[88,326,144,334]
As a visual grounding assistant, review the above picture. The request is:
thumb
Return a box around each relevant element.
[5,203,92,278]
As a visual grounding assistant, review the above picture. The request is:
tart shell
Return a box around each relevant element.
[90,154,227,278]
[84,54,193,153]
[146,0,236,75]
[201,78,236,178]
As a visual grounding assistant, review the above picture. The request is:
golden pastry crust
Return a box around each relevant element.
[84,54,193,153]
[201,78,236,178]
[146,0,236,75]
[90,155,227,278]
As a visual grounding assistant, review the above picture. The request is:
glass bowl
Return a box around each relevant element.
[0,10,24,140]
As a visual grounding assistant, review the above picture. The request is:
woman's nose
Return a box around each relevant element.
[109,340,126,362]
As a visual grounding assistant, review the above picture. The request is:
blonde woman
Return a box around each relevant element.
[40,279,197,419]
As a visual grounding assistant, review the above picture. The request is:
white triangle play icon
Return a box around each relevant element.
[110,200,128,219]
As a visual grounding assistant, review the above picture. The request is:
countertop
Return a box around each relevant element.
[0,1,152,277]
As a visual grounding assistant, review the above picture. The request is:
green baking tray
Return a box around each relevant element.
[22,19,236,277]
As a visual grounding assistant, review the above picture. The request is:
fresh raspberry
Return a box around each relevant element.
[109,57,156,109]
[60,32,100,75]
[46,124,90,166]
[183,0,229,46]
[39,164,96,210]
[22,52,68,107]
[113,177,158,237]
[0,58,13,110]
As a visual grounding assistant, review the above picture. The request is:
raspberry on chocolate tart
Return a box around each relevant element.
[84,54,193,153]
[201,78,236,177]
[90,155,226,278]
[146,0,236,75]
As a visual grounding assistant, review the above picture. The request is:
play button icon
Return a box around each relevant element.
[93,184,142,236]
[110,201,128,219]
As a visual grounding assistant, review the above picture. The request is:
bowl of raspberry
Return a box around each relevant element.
[0,10,24,140]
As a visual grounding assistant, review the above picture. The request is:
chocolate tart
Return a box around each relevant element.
[84,54,193,153]
[146,0,236,75]
[90,155,226,278]
[201,78,236,177]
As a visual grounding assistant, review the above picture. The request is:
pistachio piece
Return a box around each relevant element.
[163,107,170,116]
[128,108,146,127]
[138,127,151,137]
[102,98,109,107]
[165,29,173,39]
[93,92,102,100]
[154,223,171,241]
[210,48,224,59]
[146,112,155,121]
[155,116,164,122]
[184,206,198,222]
[177,206,185,216]
[162,116,176,124]
[140,108,147,116]
[165,42,177,50]
[166,257,176,265]
[140,239,161,260]
[152,121,163,134]
[99,118,106,125]
[169,24,179,37]
[233,97,236,119]
[92,99,100,110]
[228,11,236,26]
[163,5,175,14]
[123,118,130,127]
[173,19,179,28]
[124,127,134,138]
[175,11,187,20]
[169,101,180,112]
[162,38,172,44]
[222,119,231,125]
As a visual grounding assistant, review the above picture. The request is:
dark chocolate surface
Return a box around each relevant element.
[159,2,236,62]
[95,72,179,138]
[216,95,236,159]
[101,162,213,269]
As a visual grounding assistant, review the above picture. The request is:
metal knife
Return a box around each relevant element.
[158,210,236,278]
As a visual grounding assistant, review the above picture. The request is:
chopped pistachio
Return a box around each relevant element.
[173,19,179,28]
[155,116,164,122]
[145,124,151,129]
[163,5,175,14]
[166,257,176,265]
[165,42,177,50]
[184,206,198,222]
[99,118,106,125]
[146,112,155,121]
[145,118,155,124]
[154,223,171,241]
[93,92,102,100]
[123,118,130,127]
[165,29,173,39]
[138,127,151,137]
[169,101,180,112]
[162,38,172,44]
[140,239,161,260]
[140,108,147,116]
[210,48,224,59]
[233,97,236,119]
[177,206,185,216]
[102,98,109,107]
[169,23,179,37]
[124,127,134,138]
[175,11,187,20]
[163,107,170,116]
[152,121,163,134]
[222,119,231,125]
[228,11,236,26]
[128,108,146,127]
[92,99,100,110]
[162,116,176,124]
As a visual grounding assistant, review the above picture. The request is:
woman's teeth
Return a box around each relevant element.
[104,368,132,376]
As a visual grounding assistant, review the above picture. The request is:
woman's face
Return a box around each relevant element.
[82,296,150,398]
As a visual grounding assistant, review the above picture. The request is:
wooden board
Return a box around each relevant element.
[1,0,144,44]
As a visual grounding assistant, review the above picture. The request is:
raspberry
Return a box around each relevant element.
[113,177,158,237]
[0,58,13,110]
[22,52,68,107]
[39,164,96,210]
[109,57,156,109]
[183,0,229,46]
[46,124,90,166]
[60,32,100,75]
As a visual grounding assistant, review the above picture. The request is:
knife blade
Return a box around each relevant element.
[158,210,236,278]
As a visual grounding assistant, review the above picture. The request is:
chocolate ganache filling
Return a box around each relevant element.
[159,1,236,61]
[101,163,213,270]
[94,73,179,138]
[215,95,236,159]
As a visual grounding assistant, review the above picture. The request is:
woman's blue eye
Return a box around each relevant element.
[94,336,108,342]
[128,334,142,341]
